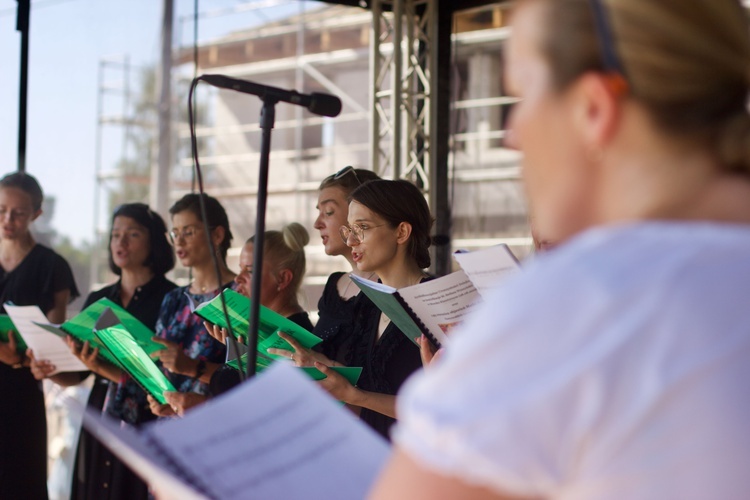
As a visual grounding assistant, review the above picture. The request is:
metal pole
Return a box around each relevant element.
[429,0,452,276]
[152,0,174,217]
[16,0,30,172]
[392,0,403,178]
[370,0,383,174]
[246,98,278,380]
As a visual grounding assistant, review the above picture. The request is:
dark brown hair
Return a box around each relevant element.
[0,172,43,211]
[350,179,433,269]
[169,193,233,261]
[108,203,175,276]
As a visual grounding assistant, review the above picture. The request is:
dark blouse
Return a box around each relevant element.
[71,275,177,500]
[313,272,360,365]
[348,279,426,440]
[0,244,78,500]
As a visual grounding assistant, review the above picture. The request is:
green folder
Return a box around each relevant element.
[93,308,175,405]
[0,314,27,354]
[192,289,323,353]
[33,298,164,370]
[226,352,362,387]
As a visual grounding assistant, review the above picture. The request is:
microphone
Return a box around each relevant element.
[201,74,342,118]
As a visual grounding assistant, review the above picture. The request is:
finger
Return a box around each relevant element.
[151,336,171,347]
[219,328,229,343]
[7,331,16,349]
[203,322,220,340]
[314,361,331,374]
[81,341,92,358]
[418,335,434,366]
[266,348,293,359]
[27,348,36,362]
[83,349,99,364]
[163,391,181,404]
[276,331,303,351]
[65,336,81,355]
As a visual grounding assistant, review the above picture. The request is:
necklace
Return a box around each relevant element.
[342,271,376,298]
[191,282,212,294]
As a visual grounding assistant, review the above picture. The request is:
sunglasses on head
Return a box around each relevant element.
[331,166,361,186]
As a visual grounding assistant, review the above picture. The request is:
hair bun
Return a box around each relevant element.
[282,222,310,252]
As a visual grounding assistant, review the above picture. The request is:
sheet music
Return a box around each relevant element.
[5,304,86,374]
[146,363,390,499]
[453,244,520,296]
[75,404,206,500]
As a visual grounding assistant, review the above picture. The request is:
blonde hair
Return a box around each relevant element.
[249,222,310,296]
[529,0,750,172]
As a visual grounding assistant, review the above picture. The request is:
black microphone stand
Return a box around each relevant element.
[16,0,30,172]
[245,96,278,379]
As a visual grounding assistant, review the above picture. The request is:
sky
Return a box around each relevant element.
[0,0,306,246]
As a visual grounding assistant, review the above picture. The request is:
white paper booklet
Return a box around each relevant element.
[78,362,390,500]
[351,244,520,348]
[453,243,520,296]
[5,304,86,374]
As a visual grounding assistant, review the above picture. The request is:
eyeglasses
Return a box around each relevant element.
[339,223,386,243]
[588,0,629,94]
[332,166,361,185]
[168,224,206,243]
[0,207,31,221]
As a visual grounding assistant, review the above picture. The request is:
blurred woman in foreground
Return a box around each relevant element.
[371,0,750,498]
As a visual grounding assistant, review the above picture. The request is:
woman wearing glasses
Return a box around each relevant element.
[147,193,235,417]
[276,179,431,439]
[0,172,79,499]
[371,0,750,498]
[30,203,176,500]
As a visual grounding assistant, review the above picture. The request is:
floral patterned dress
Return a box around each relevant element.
[155,284,231,394]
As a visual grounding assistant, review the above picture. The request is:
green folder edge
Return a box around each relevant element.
[93,321,175,405]
[227,353,362,387]
[33,298,165,371]
[0,314,27,354]
[192,289,323,352]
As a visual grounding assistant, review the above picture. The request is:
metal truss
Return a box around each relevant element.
[370,0,434,189]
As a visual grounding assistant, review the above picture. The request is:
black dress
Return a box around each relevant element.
[0,244,79,500]
[347,280,425,440]
[70,275,176,500]
[312,272,360,365]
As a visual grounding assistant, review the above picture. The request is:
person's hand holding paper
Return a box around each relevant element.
[163,392,207,417]
[0,331,24,367]
[266,330,332,367]
[150,337,196,377]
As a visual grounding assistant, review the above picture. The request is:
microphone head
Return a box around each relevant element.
[308,93,342,118]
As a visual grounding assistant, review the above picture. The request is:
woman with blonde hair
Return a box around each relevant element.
[176,222,313,403]
[371,0,750,498]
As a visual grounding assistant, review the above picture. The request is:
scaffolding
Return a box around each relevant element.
[91,55,154,288]
[91,1,530,300]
